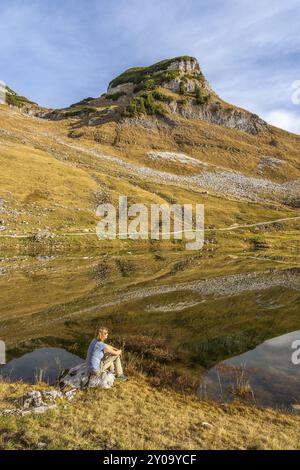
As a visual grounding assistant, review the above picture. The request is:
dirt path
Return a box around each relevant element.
[1,215,299,238]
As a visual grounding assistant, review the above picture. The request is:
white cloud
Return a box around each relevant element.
[263,109,300,134]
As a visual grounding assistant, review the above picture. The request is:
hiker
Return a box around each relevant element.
[86,325,127,382]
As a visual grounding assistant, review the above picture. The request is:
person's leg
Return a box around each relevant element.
[114,356,124,376]
[101,354,115,373]
[103,355,114,372]
[102,354,124,376]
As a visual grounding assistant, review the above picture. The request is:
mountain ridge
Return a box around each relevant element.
[38,55,270,136]
[3,56,271,136]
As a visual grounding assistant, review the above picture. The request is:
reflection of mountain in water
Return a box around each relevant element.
[200,330,300,409]
[0,348,81,384]
[1,254,300,405]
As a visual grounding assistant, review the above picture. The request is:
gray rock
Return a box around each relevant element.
[292,404,300,415]
[33,230,55,241]
[42,390,63,401]
[31,405,57,414]
[1,409,18,415]
[60,363,115,390]
[200,421,213,428]
[23,391,45,408]
[37,442,47,449]
[65,389,77,401]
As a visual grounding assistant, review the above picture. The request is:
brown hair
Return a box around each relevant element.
[95,325,108,340]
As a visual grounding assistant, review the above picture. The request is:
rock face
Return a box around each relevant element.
[0,81,5,105]
[167,57,199,71]
[98,56,270,134]
[104,56,271,134]
[162,57,214,95]
[170,100,268,135]
[107,82,134,95]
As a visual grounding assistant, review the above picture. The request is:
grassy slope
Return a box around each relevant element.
[1,378,300,450]
[1,102,300,240]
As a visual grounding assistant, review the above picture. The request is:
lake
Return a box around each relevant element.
[1,250,299,409]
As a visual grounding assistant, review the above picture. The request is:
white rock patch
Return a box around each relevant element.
[147,150,207,167]
[146,301,200,312]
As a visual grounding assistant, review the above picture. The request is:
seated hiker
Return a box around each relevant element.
[86,325,127,381]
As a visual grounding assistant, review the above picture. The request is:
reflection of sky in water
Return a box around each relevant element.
[201,330,300,409]
[0,348,81,384]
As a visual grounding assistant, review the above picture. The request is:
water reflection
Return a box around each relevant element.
[1,254,300,409]
[200,330,300,409]
[0,348,82,384]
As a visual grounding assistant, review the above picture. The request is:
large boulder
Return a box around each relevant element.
[59,362,115,390]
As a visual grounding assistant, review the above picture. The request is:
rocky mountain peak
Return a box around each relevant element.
[107,55,214,97]
[16,55,268,136]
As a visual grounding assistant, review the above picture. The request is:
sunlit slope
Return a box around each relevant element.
[0,83,299,245]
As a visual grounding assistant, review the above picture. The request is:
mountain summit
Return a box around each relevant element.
[107,56,214,98]
[36,55,267,135]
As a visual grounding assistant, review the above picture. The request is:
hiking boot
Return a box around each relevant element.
[115,374,128,381]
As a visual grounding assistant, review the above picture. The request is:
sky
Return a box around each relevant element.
[0,0,300,133]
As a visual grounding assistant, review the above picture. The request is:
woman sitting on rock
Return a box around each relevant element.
[86,325,127,381]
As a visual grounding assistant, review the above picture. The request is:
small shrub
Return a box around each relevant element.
[122,93,167,117]
[122,96,146,117]
[64,106,97,116]
[160,70,180,83]
[133,79,156,93]
[69,97,94,108]
[179,81,185,95]
[114,334,175,363]
[6,93,36,108]
[177,98,188,106]
[106,91,126,101]
[195,86,210,105]
[269,138,278,147]
[133,83,146,93]
[133,72,179,93]
[152,90,173,103]
[143,79,156,90]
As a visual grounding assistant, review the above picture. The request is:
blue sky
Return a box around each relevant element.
[1,0,300,133]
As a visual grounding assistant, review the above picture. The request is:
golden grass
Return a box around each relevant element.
[0,377,300,450]
[0,140,98,233]
[0,103,299,247]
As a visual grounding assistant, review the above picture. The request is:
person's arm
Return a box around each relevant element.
[104,344,122,356]
[107,343,122,354]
